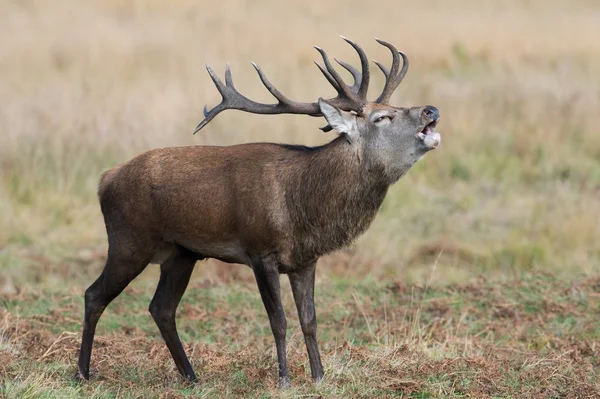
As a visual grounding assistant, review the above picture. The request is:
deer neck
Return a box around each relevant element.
[284,136,389,262]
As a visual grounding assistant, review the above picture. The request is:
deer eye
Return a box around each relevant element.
[374,115,393,124]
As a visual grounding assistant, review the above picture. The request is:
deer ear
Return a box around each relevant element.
[318,99,358,141]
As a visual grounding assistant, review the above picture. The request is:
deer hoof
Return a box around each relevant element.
[74,369,90,382]
[279,375,291,389]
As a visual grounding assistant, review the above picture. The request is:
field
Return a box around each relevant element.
[1,0,600,397]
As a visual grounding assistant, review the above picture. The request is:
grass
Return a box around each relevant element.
[1,269,599,398]
[1,0,600,397]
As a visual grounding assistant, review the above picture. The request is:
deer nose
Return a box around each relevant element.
[422,106,439,121]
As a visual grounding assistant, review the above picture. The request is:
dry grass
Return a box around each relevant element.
[1,0,600,397]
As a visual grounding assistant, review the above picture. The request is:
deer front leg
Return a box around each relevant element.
[252,257,290,388]
[289,262,324,383]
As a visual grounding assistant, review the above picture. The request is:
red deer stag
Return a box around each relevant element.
[77,37,441,388]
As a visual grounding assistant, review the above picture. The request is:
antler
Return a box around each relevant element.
[328,39,409,105]
[193,37,408,133]
[373,39,409,104]
[194,37,370,134]
[320,39,409,131]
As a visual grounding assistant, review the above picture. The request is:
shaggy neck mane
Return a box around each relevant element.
[284,135,390,262]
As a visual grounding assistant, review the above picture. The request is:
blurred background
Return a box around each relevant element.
[1,0,599,292]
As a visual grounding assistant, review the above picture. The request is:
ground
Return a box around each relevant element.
[2,255,600,398]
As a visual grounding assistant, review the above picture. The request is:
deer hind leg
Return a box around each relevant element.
[77,242,152,380]
[149,247,198,382]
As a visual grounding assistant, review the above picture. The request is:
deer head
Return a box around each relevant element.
[194,37,441,182]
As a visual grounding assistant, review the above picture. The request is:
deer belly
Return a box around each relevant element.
[178,239,249,265]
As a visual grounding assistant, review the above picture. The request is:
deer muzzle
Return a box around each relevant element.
[417,106,441,149]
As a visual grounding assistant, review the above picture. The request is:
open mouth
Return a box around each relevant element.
[416,120,441,149]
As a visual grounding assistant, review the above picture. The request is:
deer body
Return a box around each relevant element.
[77,38,441,387]
[100,136,390,269]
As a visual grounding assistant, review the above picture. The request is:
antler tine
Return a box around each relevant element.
[205,64,227,94]
[374,39,400,103]
[373,60,390,80]
[335,59,361,94]
[340,36,370,99]
[224,63,235,87]
[314,46,358,102]
[251,62,292,105]
[193,105,219,133]
[395,51,409,90]
[314,61,343,92]
[374,39,409,104]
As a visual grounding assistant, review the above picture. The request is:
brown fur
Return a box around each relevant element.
[97,135,387,269]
